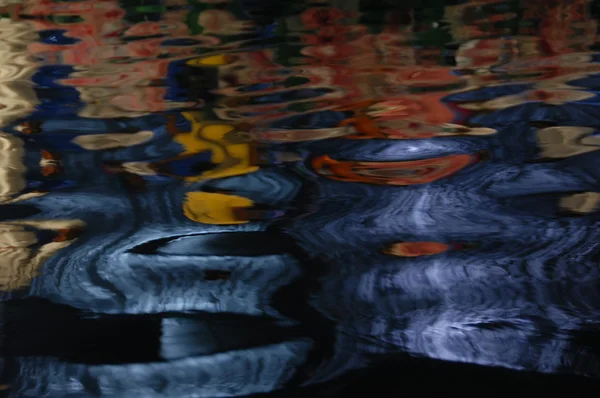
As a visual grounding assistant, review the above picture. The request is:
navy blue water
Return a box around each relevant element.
[1,0,600,396]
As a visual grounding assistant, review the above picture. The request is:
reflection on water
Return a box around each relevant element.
[2,0,600,395]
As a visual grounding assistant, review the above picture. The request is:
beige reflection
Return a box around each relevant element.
[0,132,27,202]
[536,126,600,159]
[198,9,254,35]
[560,192,600,214]
[0,132,47,204]
[77,86,197,118]
[0,219,85,291]
[72,130,154,150]
[0,18,39,128]
[252,126,355,143]
[460,89,596,111]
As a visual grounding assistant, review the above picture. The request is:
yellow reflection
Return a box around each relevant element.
[187,54,232,67]
[183,191,253,225]
[174,112,259,181]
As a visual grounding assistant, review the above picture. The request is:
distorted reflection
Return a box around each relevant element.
[1,0,600,397]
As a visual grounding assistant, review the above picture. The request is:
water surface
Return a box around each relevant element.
[2,0,600,396]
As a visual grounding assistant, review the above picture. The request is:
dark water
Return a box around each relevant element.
[2,0,600,396]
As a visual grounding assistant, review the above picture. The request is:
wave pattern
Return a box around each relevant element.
[2,0,600,396]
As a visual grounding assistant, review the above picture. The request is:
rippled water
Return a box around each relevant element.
[2,0,600,396]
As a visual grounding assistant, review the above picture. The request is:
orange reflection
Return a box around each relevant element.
[312,153,482,186]
[384,242,452,257]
